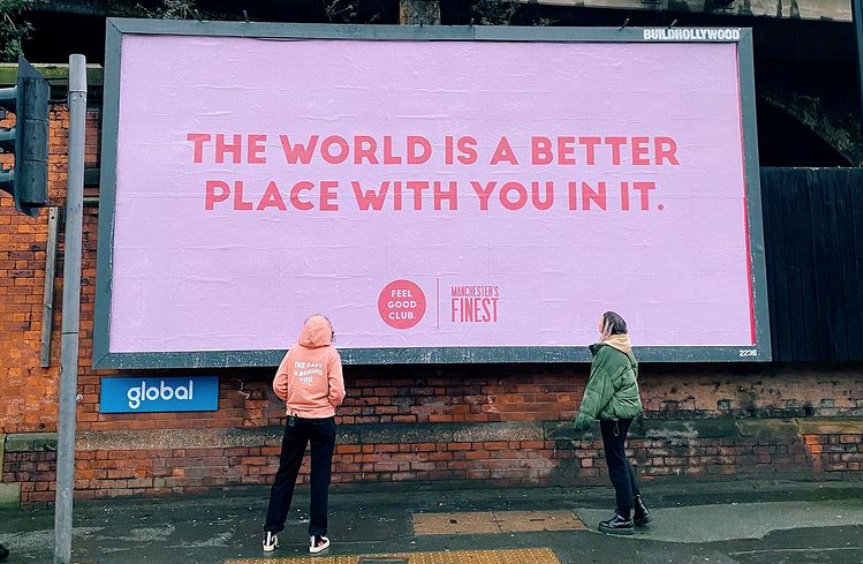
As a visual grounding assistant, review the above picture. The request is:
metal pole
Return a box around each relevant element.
[41,206,59,367]
[854,0,863,150]
[54,54,87,564]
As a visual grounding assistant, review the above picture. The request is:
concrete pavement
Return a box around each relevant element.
[1,480,862,563]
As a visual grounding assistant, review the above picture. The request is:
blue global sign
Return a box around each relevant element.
[100,376,219,413]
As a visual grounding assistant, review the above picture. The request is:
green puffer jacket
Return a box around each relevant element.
[573,337,642,430]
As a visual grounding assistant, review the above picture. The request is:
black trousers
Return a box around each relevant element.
[265,416,336,536]
[600,418,641,514]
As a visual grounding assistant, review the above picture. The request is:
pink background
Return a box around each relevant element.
[110,36,752,353]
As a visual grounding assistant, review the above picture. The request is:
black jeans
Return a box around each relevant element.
[265,416,336,536]
[600,418,641,515]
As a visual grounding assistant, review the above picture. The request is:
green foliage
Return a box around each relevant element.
[320,0,380,24]
[534,17,559,26]
[471,0,520,26]
[146,0,197,20]
[0,0,35,11]
[0,0,35,62]
[321,0,357,23]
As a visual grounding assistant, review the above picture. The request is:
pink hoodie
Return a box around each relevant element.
[272,315,345,418]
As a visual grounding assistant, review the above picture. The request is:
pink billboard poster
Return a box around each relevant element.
[106,33,758,357]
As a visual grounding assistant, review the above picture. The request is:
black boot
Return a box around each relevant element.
[634,495,652,527]
[0,543,9,562]
[598,510,634,535]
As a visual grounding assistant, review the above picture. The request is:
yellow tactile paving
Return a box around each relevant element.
[494,511,587,533]
[225,548,560,564]
[411,511,586,535]
[412,511,499,535]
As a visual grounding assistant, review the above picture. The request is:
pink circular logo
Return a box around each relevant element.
[378,280,426,330]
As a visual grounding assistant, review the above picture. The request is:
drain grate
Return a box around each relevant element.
[358,559,408,564]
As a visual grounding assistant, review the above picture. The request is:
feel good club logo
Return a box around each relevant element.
[378,279,426,329]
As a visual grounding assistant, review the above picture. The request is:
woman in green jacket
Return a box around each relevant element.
[573,311,651,535]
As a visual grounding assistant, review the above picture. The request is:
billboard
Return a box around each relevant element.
[95,20,770,368]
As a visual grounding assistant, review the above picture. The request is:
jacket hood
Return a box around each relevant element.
[298,315,333,348]
[601,334,632,354]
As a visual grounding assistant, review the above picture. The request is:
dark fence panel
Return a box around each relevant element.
[761,168,863,362]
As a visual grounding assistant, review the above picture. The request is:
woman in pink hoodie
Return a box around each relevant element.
[263,315,346,554]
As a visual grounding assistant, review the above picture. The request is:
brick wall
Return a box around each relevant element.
[3,366,863,507]
[68,365,863,434]
[1,102,862,508]
[0,103,101,435]
[3,416,862,508]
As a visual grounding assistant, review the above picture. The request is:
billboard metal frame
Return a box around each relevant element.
[94,18,771,368]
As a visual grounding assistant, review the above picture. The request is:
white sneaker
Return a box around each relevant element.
[262,531,279,552]
[309,535,330,554]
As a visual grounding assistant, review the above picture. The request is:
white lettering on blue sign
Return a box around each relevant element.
[127,379,195,409]
[100,376,218,414]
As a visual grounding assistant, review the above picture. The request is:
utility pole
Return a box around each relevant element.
[54,54,87,564]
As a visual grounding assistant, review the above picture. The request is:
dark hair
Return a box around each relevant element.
[602,311,628,335]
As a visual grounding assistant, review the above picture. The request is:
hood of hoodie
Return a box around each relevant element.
[601,333,632,354]
[298,315,333,348]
